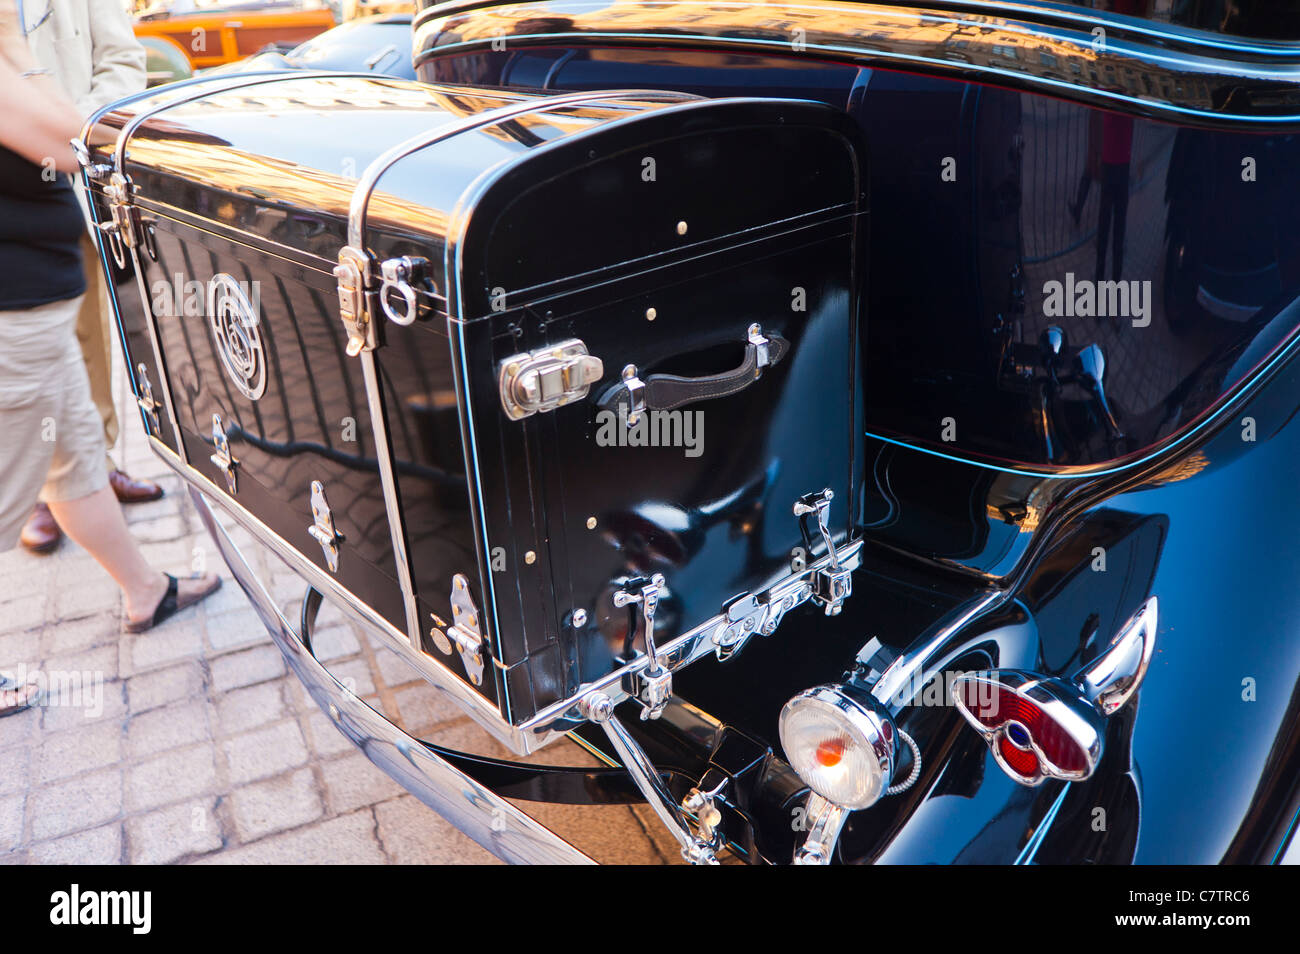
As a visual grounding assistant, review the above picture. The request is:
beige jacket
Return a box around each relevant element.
[22,0,147,118]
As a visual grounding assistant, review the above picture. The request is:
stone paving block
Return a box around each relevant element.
[126,622,204,674]
[42,613,119,657]
[52,576,120,622]
[392,682,467,736]
[126,745,217,813]
[211,645,285,692]
[37,720,123,784]
[39,680,126,732]
[221,720,308,785]
[0,629,40,670]
[0,794,23,852]
[30,823,122,865]
[229,767,323,842]
[309,625,360,662]
[0,594,46,637]
[127,799,223,864]
[302,708,355,760]
[127,661,204,714]
[374,796,498,865]
[199,808,384,865]
[206,606,271,654]
[320,752,404,816]
[0,746,30,797]
[214,681,286,736]
[127,700,211,759]
[29,766,122,842]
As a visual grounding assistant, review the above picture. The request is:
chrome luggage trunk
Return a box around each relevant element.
[79,73,866,751]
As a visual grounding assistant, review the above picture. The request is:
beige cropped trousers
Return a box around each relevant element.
[0,294,109,551]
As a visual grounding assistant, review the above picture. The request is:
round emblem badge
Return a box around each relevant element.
[208,274,266,401]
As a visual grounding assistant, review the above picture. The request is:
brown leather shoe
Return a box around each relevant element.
[19,502,62,554]
[109,469,164,504]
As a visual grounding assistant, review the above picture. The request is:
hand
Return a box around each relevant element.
[0,9,34,69]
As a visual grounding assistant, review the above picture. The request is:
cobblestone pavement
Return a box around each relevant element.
[0,338,679,866]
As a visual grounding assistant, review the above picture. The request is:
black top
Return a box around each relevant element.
[0,146,87,310]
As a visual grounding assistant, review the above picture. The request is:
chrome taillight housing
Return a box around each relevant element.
[952,596,1158,787]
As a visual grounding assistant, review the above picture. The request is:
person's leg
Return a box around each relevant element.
[37,295,219,625]
[75,235,118,471]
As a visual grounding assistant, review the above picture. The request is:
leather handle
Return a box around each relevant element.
[599,325,789,416]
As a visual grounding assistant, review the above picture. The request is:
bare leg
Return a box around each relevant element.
[46,486,217,624]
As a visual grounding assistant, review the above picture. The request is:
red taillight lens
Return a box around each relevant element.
[959,680,1088,776]
[998,736,1040,777]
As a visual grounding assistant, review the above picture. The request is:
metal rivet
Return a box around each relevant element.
[572,609,588,628]
[585,516,597,530]
[645,307,657,321]
[524,550,536,565]
[505,361,520,375]
[676,220,688,236]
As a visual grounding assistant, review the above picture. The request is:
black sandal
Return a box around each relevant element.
[124,573,222,633]
[0,679,42,719]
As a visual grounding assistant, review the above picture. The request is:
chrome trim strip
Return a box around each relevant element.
[109,72,386,173]
[189,485,595,865]
[347,87,696,249]
[358,348,423,649]
[413,0,1300,128]
[870,589,1007,714]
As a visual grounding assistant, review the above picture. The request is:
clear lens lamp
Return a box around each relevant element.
[779,685,897,811]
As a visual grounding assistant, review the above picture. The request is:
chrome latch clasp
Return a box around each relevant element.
[334,245,375,357]
[498,340,604,421]
[794,489,852,616]
[210,414,238,495]
[446,573,486,686]
[748,322,771,369]
[614,573,671,720]
[307,480,344,573]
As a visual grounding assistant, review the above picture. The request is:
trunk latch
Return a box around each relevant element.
[794,489,852,616]
[498,340,604,420]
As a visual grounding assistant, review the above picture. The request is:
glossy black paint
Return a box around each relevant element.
[408,1,1300,861]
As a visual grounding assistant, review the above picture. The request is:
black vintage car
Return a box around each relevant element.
[76,0,1300,865]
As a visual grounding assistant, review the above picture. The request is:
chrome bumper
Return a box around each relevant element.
[190,487,595,865]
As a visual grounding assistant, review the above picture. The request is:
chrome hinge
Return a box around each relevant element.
[794,489,852,616]
[209,413,238,495]
[378,255,431,327]
[307,480,344,573]
[136,364,160,434]
[334,245,376,357]
[71,138,112,180]
[614,574,672,720]
[498,339,604,421]
[446,573,486,686]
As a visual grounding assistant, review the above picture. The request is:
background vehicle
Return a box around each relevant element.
[206,12,415,77]
[134,0,336,70]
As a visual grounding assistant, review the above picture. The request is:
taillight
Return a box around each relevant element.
[952,670,1103,784]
